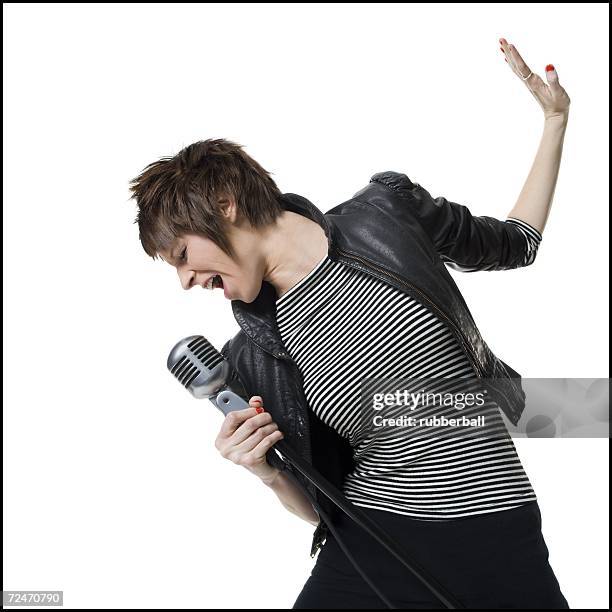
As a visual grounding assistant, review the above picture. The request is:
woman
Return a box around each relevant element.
[128,38,571,609]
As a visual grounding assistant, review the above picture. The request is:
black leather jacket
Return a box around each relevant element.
[220,170,534,558]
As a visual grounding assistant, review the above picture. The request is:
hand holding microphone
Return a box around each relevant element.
[166,334,290,480]
[214,396,285,485]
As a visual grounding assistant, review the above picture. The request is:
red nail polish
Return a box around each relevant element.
[256,407,264,414]
[545,64,555,72]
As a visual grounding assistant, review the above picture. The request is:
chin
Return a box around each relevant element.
[242,283,263,304]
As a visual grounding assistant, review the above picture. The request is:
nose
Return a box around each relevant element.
[178,267,195,290]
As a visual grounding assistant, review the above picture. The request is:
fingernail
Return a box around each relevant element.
[255,407,264,414]
[545,64,555,72]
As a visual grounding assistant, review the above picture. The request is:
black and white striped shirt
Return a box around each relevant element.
[275,219,542,520]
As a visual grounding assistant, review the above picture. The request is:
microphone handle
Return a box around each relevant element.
[213,389,248,415]
[213,388,464,609]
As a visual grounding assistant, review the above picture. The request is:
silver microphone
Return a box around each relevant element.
[166,334,250,416]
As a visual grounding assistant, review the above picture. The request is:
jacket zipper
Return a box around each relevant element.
[334,247,486,378]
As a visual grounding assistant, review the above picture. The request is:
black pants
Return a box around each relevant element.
[293,501,570,609]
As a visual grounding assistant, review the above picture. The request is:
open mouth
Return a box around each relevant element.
[204,274,224,290]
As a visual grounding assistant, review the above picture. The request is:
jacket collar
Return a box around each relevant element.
[230,193,337,358]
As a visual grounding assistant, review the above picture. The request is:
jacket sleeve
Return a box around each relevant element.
[369,171,543,272]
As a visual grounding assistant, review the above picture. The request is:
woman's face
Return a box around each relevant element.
[162,232,256,302]
[159,197,268,303]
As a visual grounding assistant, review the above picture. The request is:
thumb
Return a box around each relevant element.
[545,64,561,90]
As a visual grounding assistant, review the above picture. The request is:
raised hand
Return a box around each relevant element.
[499,37,571,121]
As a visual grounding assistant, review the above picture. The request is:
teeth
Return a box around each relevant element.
[205,276,215,290]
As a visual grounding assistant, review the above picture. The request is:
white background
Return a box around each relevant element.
[3,3,609,609]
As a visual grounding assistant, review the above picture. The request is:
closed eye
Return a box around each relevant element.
[180,247,187,262]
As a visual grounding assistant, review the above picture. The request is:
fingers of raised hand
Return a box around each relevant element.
[500,39,552,103]
[506,42,534,81]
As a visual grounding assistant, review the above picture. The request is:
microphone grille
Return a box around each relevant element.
[187,335,223,369]
[167,335,223,391]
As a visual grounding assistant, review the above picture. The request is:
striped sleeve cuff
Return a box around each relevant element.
[505,217,543,242]
[505,217,543,266]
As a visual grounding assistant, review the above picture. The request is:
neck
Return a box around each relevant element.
[261,210,329,299]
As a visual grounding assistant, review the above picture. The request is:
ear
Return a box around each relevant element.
[217,193,238,224]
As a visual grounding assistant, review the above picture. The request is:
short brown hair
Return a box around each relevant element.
[128,138,283,260]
